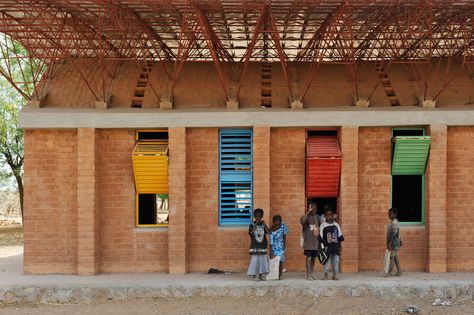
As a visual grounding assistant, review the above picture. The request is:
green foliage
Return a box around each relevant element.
[0,37,30,191]
[0,100,24,180]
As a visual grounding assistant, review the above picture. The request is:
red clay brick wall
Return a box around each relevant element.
[358,127,427,271]
[446,127,474,271]
[425,125,448,272]
[168,127,187,274]
[186,128,250,272]
[339,126,359,272]
[270,128,306,271]
[97,129,168,273]
[23,130,78,274]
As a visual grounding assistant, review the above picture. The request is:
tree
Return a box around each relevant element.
[0,96,25,221]
[0,35,39,223]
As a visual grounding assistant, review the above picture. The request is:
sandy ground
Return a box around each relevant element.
[0,225,23,247]
[0,296,473,315]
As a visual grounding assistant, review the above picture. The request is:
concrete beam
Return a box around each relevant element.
[19,106,474,129]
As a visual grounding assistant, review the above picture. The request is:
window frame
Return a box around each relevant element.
[390,128,426,225]
[218,128,253,226]
[135,193,169,228]
[134,129,169,228]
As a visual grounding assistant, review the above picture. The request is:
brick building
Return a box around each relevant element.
[1,1,474,275]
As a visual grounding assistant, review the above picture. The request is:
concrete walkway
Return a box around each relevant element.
[1,246,474,304]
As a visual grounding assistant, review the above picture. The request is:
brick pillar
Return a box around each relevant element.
[77,128,99,275]
[168,127,187,274]
[339,126,359,272]
[426,125,447,272]
[253,126,271,223]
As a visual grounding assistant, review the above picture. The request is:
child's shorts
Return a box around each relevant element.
[304,250,318,258]
[390,250,398,257]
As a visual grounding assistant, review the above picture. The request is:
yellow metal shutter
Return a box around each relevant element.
[132,140,169,194]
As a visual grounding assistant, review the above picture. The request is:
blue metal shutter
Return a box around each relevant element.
[219,129,253,225]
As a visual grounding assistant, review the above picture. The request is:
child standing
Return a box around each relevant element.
[319,208,344,280]
[269,215,289,280]
[386,208,402,277]
[247,208,269,281]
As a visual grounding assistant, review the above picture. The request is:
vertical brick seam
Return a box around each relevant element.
[253,126,271,223]
[339,126,359,272]
[77,128,99,275]
[426,125,448,272]
[168,127,187,274]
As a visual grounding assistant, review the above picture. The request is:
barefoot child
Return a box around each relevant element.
[300,202,319,280]
[270,215,288,279]
[247,208,269,280]
[385,208,402,277]
[319,208,344,280]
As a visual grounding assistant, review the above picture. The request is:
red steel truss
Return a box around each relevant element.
[0,0,473,103]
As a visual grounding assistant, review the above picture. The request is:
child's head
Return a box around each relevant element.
[272,215,282,226]
[324,207,334,222]
[253,208,264,222]
[308,202,317,213]
[388,208,398,220]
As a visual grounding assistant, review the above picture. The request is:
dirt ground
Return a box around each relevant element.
[0,296,473,315]
[0,225,23,247]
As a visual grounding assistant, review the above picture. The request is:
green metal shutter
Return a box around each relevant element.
[391,136,431,175]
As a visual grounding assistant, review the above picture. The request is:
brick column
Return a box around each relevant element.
[426,125,447,272]
[339,126,359,272]
[253,126,271,223]
[77,128,99,275]
[168,127,187,274]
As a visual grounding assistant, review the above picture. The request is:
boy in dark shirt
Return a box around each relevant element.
[319,208,344,280]
[300,202,319,280]
[386,208,402,277]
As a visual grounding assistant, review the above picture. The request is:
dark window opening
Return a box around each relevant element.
[307,198,337,216]
[392,129,424,137]
[392,175,423,223]
[138,194,156,225]
[137,131,168,140]
[137,194,169,226]
[307,130,338,137]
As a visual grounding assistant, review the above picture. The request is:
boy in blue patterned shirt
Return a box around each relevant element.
[269,215,288,279]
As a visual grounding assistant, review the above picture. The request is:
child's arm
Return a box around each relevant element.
[248,223,254,235]
[335,223,345,242]
[269,232,274,258]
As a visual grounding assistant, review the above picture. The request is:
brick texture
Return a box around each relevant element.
[358,128,427,271]
[186,128,249,272]
[446,127,474,271]
[270,128,306,271]
[23,130,78,274]
[168,127,187,274]
[339,126,359,272]
[426,125,448,272]
[24,126,473,274]
[77,128,99,275]
[253,126,271,223]
[97,129,168,273]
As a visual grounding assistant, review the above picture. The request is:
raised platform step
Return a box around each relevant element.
[1,272,473,305]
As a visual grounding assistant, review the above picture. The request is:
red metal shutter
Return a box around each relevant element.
[306,136,342,198]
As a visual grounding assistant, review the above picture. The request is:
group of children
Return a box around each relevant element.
[246,204,402,281]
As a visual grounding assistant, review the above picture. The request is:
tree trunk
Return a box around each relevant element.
[14,174,24,225]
